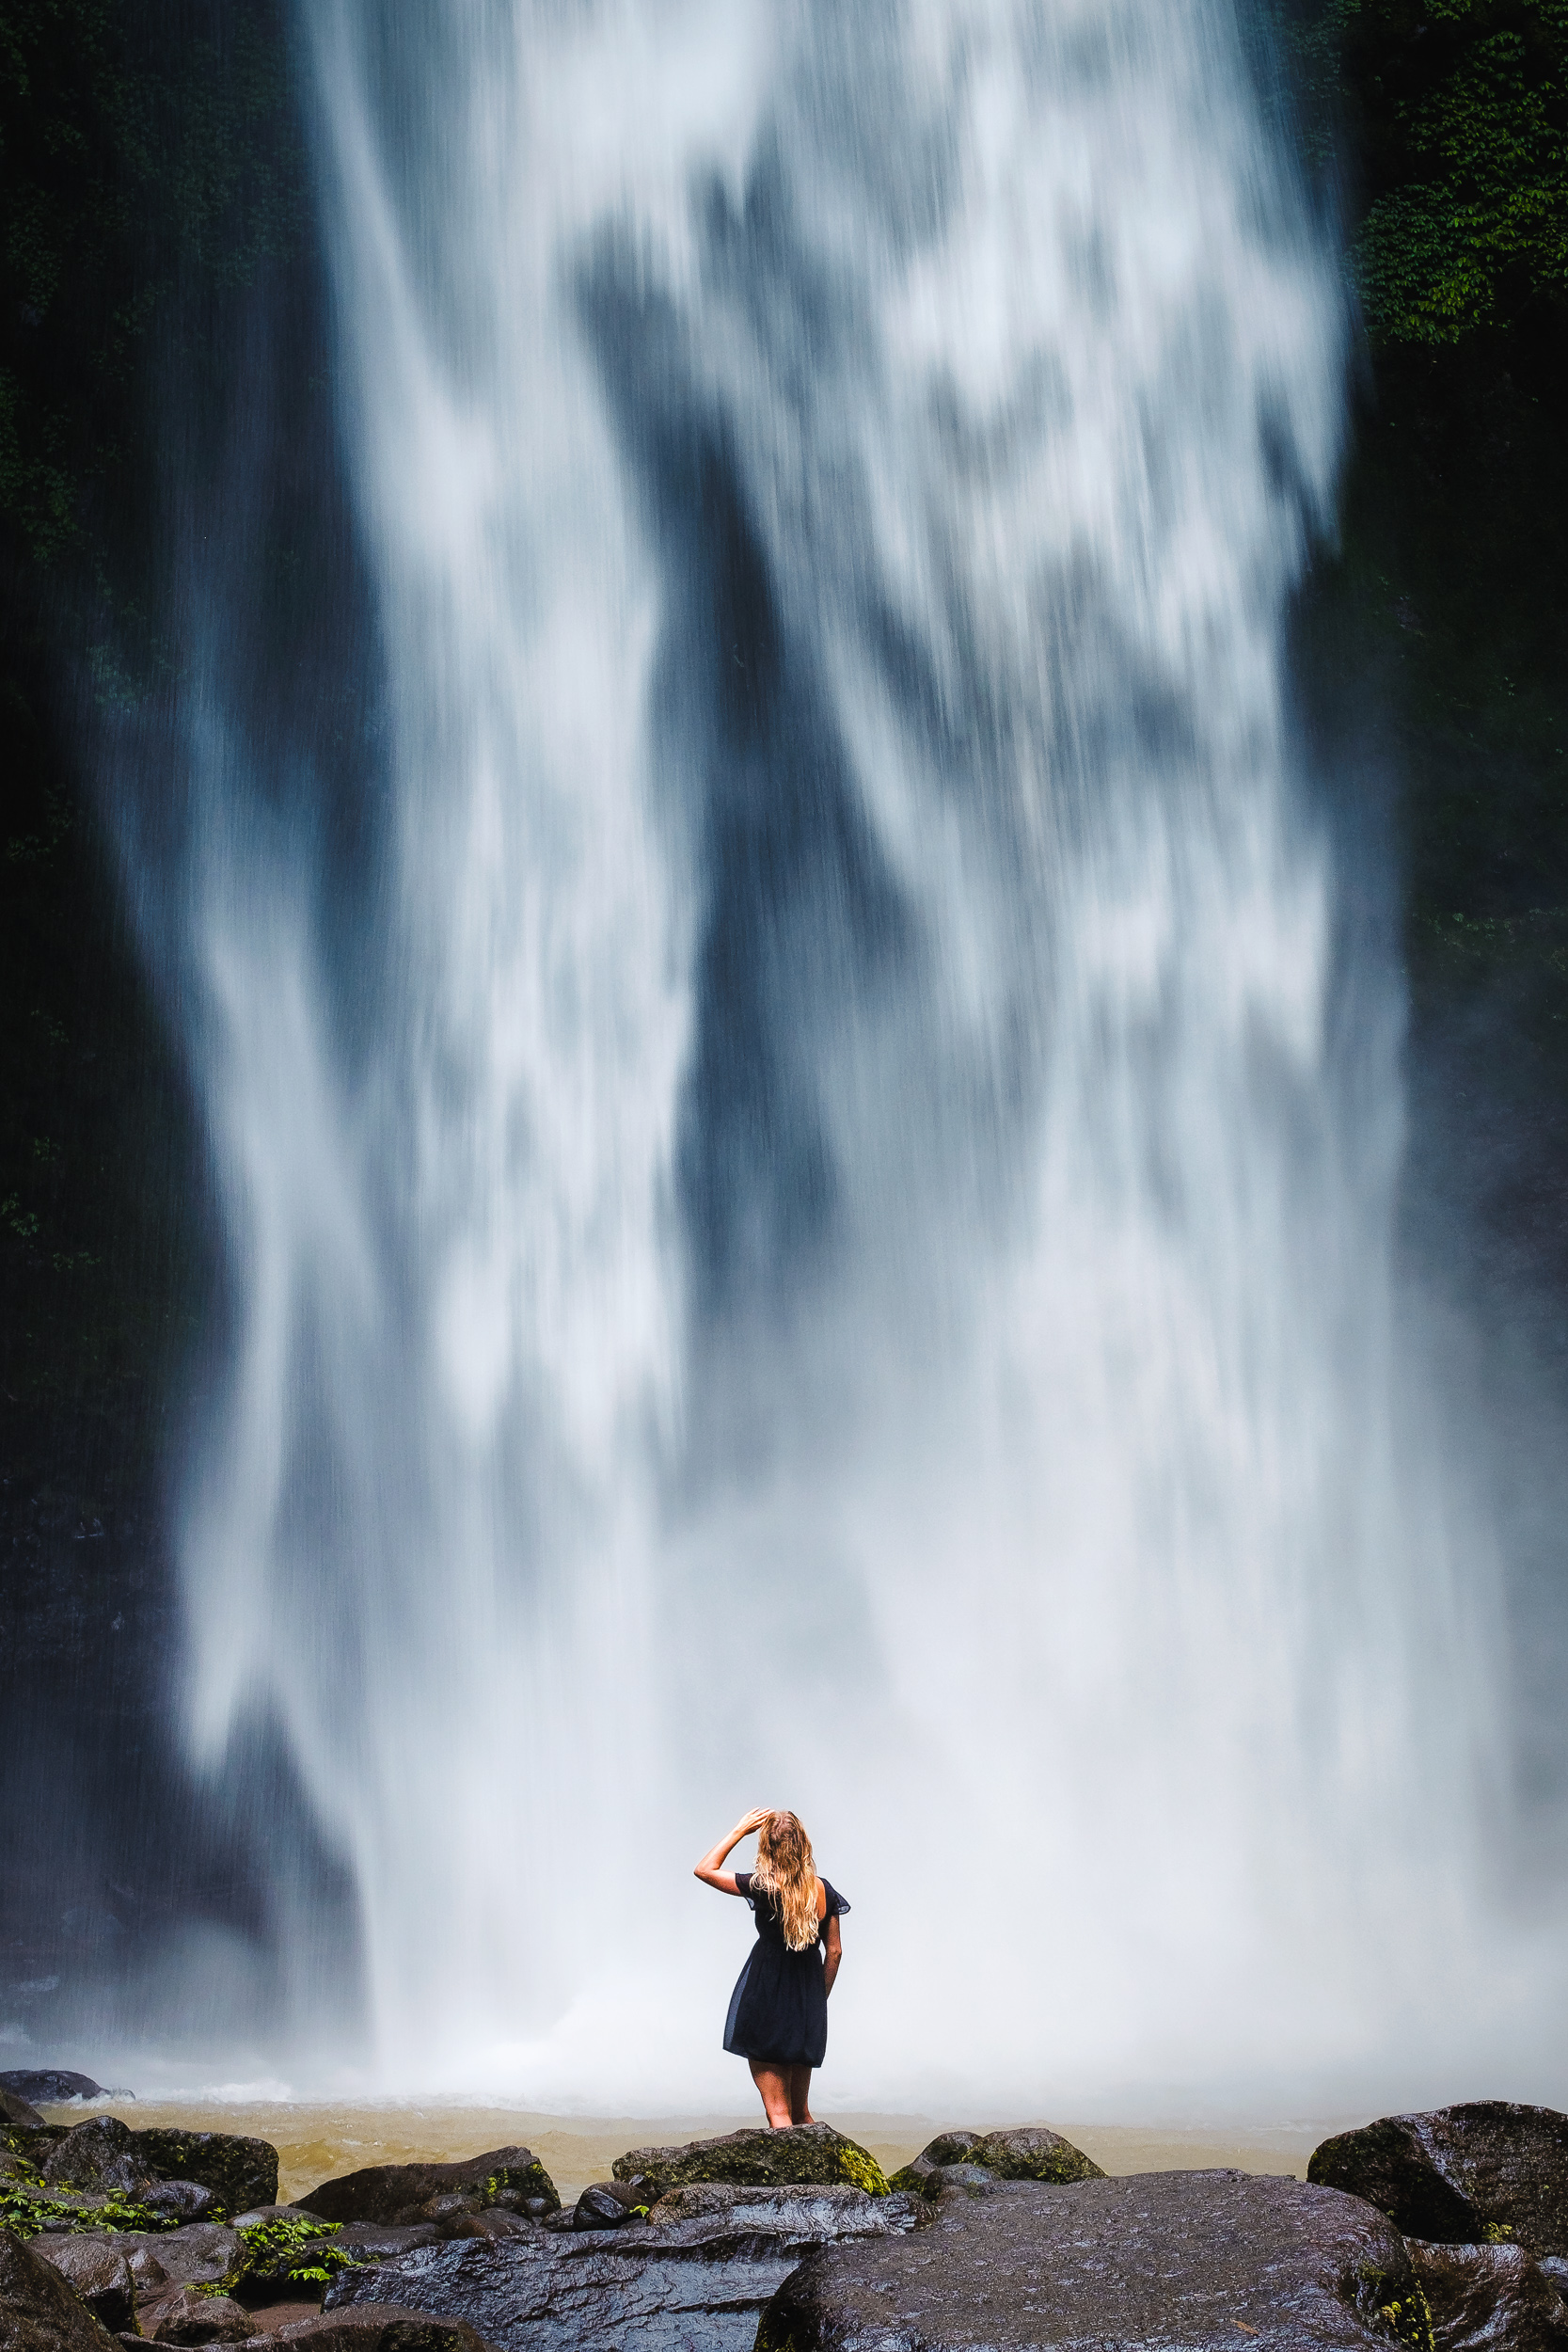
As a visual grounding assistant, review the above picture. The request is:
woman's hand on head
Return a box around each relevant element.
[735,1804,770,1836]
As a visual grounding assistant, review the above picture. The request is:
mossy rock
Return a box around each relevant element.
[1307,2105,1568,2256]
[613,2124,888,2201]
[294,2145,559,2226]
[887,2131,984,2194]
[1,2124,67,2167]
[968,2127,1104,2185]
[130,2129,278,2215]
[890,2126,1101,2196]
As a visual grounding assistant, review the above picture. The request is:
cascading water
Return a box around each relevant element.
[147,0,1549,2106]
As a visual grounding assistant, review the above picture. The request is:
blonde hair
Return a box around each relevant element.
[752,1810,820,1952]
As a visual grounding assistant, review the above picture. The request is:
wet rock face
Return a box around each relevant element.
[1309,2106,1568,2258]
[0,2102,45,2136]
[294,2153,558,2233]
[24,2240,134,2334]
[758,2170,1426,2352]
[610,2123,887,2201]
[134,2138,277,2219]
[252,2311,497,2352]
[40,2124,144,2200]
[0,2226,120,2352]
[136,2287,257,2345]
[35,2122,275,2217]
[1409,2238,1568,2352]
[324,2183,927,2352]
[887,2125,1103,2197]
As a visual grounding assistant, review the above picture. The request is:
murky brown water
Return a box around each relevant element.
[38,2102,1329,2203]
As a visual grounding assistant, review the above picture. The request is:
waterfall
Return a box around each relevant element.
[152,0,1526,2103]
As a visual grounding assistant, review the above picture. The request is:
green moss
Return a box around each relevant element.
[885,2164,927,2196]
[1481,2220,1517,2243]
[1357,2265,1435,2352]
[833,2144,889,2198]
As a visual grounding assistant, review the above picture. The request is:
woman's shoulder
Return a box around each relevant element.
[819,1876,849,1917]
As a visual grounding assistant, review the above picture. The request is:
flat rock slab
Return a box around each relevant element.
[1309,2106,1568,2258]
[758,2169,1424,2352]
[325,2184,927,2352]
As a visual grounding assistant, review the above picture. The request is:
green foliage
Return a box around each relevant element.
[1299,0,1568,342]
[0,2182,178,2235]
[214,2214,355,2294]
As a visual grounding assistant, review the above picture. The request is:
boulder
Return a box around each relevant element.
[758,2169,1432,2352]
[569,2182,652,2232]
[1309,2106,1568,2257]
[116,2226,243,2292]
[252,2310,497,2352]
[132,2138,277,2219]
[966,2126,1105,2185]
[136,2287,258,2345]
[293,2153,556,2233]
[40,2126,147,2201]
[886,2131,982,2192]
[888,2125,1104,2198]
[0,2227,122,2352]
[24,2241,135,2334]
[1408,2238,1568,2352]
[610,2123,888,2201]
[0,2083,112,2112]
[323,2182,927,2352]
[0,2101,46,2135]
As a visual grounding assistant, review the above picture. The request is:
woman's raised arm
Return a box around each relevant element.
[694,1806,770,1893]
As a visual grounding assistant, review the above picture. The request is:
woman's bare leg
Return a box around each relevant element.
[787,2065,814,2125]
[749,2059,794,2127]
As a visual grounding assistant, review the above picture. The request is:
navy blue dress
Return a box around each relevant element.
[723,1872,849,2068]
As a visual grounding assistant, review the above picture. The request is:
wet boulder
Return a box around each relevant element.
[293,2152,557,2234]
[0,2226,121,2352]
[758,2169,1430,2352]
[250,2310,498,2352]
[117,2226,243,2292]
[1407,2239,1568,2351]
[886,2131,982,2193]
[887,2124,1104,2200]
[40,2123,148,2201]
[966,2125,1105,2185]
[1309,2105,1568,2257]
[610,2122,888,2201]
[132,2137,277,2219]
[136,2286,258,2344]
[24,2241,134,2334]
[0,2084,112,2112]
[323,2181,927,2352]
[569,2181,652,2232]
[0,2100,46,2135]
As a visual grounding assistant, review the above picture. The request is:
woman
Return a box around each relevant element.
[694,1806,848,2128]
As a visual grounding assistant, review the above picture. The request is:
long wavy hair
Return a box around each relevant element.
[752,1810,820,1952]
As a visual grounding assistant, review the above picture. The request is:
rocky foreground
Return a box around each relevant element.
[5,2074,1568,2351]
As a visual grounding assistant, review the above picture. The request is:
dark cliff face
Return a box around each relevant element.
[1,1,1566,2048]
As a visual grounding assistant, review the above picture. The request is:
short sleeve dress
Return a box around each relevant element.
[723,1872,849,2069]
